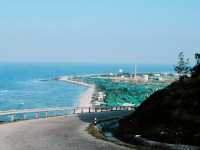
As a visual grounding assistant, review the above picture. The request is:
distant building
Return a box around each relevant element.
[134,64,137,79]
[121,75,125,79]
[143,75,149,81]
[97,92,106,101]
[122,103,135,107]
[163,72,168,77]
[154,73,161,77]
[119,69,123,73]
[153,73,162,81]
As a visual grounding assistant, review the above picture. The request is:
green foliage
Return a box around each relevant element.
[191,64,200,78]
[195,53,200,65]
[82,77,168,106]
[174,52,191,80]
[191,53,200,78]
[118,72,200,146]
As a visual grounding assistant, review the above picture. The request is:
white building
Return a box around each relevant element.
[97,92,106,101]
[154,73,161,77]
[109,73,114,76]
[119,69,123,73]
[143,75,149,81]
[121,75,125,79]
[153,73,162,81]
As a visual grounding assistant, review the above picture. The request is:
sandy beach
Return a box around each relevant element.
[79,85,95,107]
[58,76,95,107]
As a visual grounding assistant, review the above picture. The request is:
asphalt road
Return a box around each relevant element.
[0,111,134,150]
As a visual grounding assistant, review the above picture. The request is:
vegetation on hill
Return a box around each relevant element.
[116,53,200,146]
[81,77,168,106]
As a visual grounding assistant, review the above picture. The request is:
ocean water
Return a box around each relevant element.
[0,63,174,111]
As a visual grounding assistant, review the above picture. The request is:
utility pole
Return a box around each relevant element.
[134,64,137,79]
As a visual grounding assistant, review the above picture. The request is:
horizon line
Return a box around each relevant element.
[0,61,175,66]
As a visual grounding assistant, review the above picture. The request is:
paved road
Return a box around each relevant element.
[0,111,134,150]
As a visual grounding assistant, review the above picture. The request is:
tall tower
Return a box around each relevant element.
[134,64,137,79]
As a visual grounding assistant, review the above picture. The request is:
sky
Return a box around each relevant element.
[0,0,200,64]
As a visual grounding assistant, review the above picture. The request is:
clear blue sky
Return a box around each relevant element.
[0,0,199,64]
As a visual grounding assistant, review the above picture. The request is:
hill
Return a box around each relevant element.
[116,65,200,146]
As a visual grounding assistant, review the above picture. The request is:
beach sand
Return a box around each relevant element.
[79,85,95,107]
[57,76,95,107]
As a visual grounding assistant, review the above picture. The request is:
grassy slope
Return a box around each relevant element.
[117,76,200,146]
[81,77,168,106]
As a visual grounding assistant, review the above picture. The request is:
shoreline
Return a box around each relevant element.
[78,85,95,107]
[57,76,93,88]
[57,76,95,107]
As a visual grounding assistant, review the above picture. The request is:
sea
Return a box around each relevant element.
[0,63,174,111]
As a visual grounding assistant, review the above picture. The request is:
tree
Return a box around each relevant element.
[195,53,200,65]
[175,52,191,80]
[191,53,200,78]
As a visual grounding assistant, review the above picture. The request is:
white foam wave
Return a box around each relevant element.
[0,90,9,93]
[0,90,9,96]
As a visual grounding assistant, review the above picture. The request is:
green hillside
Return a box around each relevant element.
[117,64,200,146]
